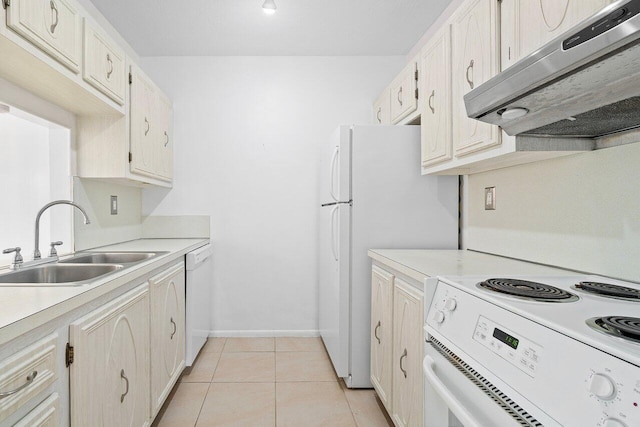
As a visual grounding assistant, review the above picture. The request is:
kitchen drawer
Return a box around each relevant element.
[83,19,126,105]
[13,393,59,427]
[6,0,82,73]
[0,334,58,423]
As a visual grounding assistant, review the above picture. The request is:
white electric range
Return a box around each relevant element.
[423,275,640,427]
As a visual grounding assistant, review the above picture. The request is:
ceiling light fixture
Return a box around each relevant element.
[262,0,276,15]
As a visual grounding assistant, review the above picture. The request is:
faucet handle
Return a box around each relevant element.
[3,247,23,265]
[49,241,63,257]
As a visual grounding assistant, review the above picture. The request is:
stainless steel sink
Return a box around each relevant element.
[0,264,123,286]
[60,251,163,265]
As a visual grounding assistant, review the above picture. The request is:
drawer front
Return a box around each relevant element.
[14,393,59,427]
[0,334,58,423]
[83,20,126,105]
[7,0,82,72]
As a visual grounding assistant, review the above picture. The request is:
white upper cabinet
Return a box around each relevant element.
[373,89,391,125]
[421,26,453,170]
[83,19,126,105]
[390,60,419,124]
[501,0,613,70]
[451,0,501,157]
[6,0,82,72]
[130,65,173,182]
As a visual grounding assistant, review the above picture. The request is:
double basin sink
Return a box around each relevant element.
[0,252,168,286]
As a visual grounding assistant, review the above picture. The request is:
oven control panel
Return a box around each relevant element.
[473,316,543,378]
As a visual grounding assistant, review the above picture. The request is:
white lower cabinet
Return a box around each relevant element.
[13,393,60,427]
[370,266,394,410]
[0,334,58,424]
[150,263,186,417]
[370,264,424,427]
[69,284,151,427]
[392,279,423,427]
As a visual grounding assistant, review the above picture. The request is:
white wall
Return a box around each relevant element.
[73,178,143,251]
[466,142,640,282]
[141,56,404,335]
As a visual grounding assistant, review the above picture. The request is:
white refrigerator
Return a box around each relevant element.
[318,125,458,388]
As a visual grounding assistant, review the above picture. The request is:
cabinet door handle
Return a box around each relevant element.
[49,0,59,34]
[120,369,129,403]
[376,107,382,123]
[397,87,403,106]
[144,117,150,136]
[400,348,408,378]
[374,321,381,344]
[428,90,435,114]
[106,54,113,79]
[164,131,169,147]
[0,371,37,399]
[170,317,177,339]
[465,59,475,89]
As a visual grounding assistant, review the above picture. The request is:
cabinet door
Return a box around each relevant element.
[130,67,159,179]
[392,279,423,427]
[150,264,185,416]
[70,285,150,427]
[6,0,81,72]
[370,266,394,410]
[452,0,501,157]
[502,0,611,69]
[155,94,174,181]
[390,61,419,124]
[83,20,126,105]
[421,26,452,169]
[373,90,391,125]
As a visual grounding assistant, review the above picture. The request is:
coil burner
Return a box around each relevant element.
[477,278,579,303]
[574,281,640,302]
[587,316,640,344]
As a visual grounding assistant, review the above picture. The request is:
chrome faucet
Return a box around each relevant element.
[34,200,90,260]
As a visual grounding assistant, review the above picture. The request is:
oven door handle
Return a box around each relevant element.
[423,355,484,427]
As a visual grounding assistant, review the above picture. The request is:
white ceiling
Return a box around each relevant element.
[88,0,452,56]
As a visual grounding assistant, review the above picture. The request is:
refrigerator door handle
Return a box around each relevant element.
[329,146,339,201]
[330,206,339,261]
[321,200,352,207]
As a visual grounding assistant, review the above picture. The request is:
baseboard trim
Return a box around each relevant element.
[208,330,320,338]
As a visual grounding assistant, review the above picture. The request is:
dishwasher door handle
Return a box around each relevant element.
[423,355,483,427]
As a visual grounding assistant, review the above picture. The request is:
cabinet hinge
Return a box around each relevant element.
[66,343,74,367]
[128,152,132,163]
[414,69,419,81]
[128,73,132,85]
[415,88,419,100]
[2,0,9,10]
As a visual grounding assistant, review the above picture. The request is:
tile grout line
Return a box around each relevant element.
[274,348,278,427]
[192,381,213,427]
[192,337,225,426]
[341,386,361,427]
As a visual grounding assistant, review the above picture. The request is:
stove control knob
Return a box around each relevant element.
[588,373,616,401]
[444,298,457,312]
[602,418,626,427]
[433,311,445,324]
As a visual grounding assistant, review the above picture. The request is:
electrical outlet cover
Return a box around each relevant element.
[484,187,496,210]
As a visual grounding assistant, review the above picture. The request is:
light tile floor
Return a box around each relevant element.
[153,337,394,427]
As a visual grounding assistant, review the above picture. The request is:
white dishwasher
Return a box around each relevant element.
[185,243,213,367]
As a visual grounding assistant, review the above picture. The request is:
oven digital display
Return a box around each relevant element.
[493,328,519,349]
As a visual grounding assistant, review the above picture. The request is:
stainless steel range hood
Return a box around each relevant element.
[465,0,640,140]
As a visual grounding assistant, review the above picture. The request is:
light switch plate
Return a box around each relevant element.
[110,195,118,215]
[484,187,496,210]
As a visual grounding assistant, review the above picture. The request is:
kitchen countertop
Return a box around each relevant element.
[368,249,580,283]
[0,238,209,346]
